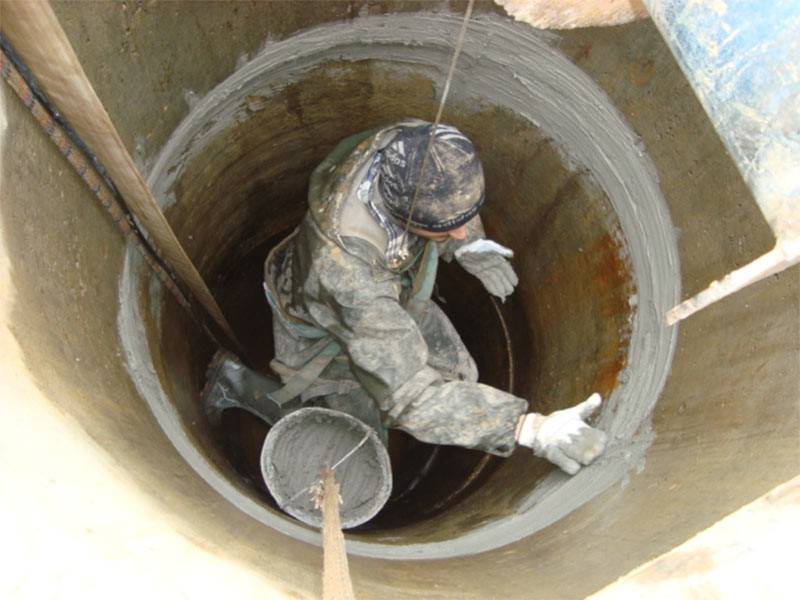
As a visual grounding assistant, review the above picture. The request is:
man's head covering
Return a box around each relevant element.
[378,123,484,232]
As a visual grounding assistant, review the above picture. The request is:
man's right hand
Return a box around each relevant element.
[516,393,607,475]
[454,239,519,301]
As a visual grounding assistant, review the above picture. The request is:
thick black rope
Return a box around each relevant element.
[0,36,226,350]
[0,33,119,198]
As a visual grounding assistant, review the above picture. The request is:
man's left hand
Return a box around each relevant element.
[455,239,519,301]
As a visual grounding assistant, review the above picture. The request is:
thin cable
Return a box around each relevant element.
[403,0,476,235]
[490,296,515,394]
[428,295,514,515]
[329,430,371,471]
[285,430,372,506]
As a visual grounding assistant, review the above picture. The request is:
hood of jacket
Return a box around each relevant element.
[307,119,426,255]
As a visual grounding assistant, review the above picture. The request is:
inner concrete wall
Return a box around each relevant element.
[124,8,680,557]
[2,1,798,598]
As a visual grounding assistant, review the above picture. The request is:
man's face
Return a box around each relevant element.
[408,224,468,242]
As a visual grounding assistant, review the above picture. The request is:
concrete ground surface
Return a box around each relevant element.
[590,475,800,599]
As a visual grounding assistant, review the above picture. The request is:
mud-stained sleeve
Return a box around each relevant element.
[439,214,487,262]
[305,244,527,457]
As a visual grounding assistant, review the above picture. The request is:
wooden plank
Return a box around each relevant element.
[0,0,241,349]
[318,469,356,600]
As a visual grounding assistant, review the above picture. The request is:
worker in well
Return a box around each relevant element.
[261,120,606,475]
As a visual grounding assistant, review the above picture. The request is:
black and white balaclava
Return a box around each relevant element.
[378,123,484,233]
[356,123,484,269]
[356,152,414,269]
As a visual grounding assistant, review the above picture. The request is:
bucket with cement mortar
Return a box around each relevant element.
[260,407,392,529]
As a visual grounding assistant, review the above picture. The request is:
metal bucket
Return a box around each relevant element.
[261,407,392,529]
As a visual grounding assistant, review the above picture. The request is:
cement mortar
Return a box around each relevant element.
[262,407,392,529]
[119,13,679,559]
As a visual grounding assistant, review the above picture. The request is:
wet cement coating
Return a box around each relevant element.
[118,12,678,558]
[262,407,393,529]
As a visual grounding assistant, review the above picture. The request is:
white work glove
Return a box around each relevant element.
[516,393,607,475]
[454,239,519,301]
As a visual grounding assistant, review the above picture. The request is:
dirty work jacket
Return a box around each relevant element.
[266,123,528,457]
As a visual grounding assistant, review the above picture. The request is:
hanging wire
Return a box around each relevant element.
[402,0,476,235]
[285,429,372,507]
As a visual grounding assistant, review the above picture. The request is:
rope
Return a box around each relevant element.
[316,470,355,600]
[403,0,476,235]
[285,434,370,600]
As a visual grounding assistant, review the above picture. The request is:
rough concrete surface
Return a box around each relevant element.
[590,475,800,599]
[1,1,798,598]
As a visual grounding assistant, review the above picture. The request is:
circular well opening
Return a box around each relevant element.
[120,13,679,559]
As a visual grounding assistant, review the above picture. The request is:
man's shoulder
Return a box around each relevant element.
[339,189,389,256]
[308,128,382,203]
[311,229,387,275]
[305,231,400,304]
[308,120,425,208]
